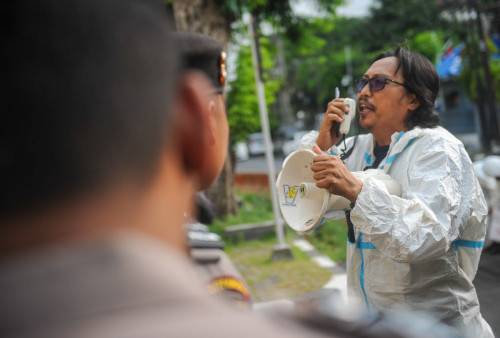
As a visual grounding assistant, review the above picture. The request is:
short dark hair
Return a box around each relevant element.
[372,46,440,129]
[1,0,178,218]
[176,32,225,93]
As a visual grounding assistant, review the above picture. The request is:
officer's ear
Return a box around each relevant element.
[207,99,217,143]
[171,72,212,186]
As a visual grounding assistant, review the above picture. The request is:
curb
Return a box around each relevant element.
[292,238,348,304]
[253,237,348,311]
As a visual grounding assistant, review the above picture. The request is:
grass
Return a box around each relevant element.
[212,188,348,302]
[210,189,274,236]
[308,220,348,263]
[225,234,332,302]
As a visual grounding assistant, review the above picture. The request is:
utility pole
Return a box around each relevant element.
[246,13,293,261]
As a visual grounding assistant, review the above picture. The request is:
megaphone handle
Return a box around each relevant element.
[331,121,340,138]
[345,208,356,243]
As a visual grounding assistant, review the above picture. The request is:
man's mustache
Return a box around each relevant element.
[358,98,376,111]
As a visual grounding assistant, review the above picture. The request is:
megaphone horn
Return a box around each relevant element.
[276,149,401,233]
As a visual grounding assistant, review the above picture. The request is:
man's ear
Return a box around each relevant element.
[407,93,420,111]
[172,72,212,177]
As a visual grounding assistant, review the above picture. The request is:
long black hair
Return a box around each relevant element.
[373,46,440,129]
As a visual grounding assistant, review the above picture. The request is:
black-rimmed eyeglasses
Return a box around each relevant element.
[355,76,408,93]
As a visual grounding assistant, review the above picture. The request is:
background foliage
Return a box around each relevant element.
[225,0,468,138]
[227,34,282,144]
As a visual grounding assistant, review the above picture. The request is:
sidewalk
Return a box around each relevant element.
[475,252,500,336]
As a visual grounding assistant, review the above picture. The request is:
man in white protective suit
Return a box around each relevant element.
[299,46,493,336]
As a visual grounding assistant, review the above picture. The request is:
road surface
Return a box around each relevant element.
[235,154,285,174]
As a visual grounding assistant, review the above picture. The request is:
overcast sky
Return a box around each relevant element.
[291,0,374,18]
[336,0,374,17]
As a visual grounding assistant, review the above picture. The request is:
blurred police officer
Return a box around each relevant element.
[0,1,328,337]
[176,31,252,307]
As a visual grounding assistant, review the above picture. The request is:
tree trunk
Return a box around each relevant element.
[172,0,238,218]
[206,147,238,218]
[172,0,231,46]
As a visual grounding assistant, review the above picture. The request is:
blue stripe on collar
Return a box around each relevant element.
[364,152,372,165]
[385,138,416,164]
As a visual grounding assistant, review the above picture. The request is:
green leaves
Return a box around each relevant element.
[460,37,500,102]
[225,0,465,142]
[227,32,282,144]
[408,31,445,63]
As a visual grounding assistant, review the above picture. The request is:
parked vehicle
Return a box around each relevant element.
[234,141,249,162]
[273,126,297,156]
[247,132,266,156]
[282,130,309,157]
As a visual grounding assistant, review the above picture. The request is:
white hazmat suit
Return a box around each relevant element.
[300,126,493,337]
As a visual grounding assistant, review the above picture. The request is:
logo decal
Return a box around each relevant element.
[283,185,298,205]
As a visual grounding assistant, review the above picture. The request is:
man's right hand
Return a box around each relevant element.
[311,145,362,203]
[316,98,350,151]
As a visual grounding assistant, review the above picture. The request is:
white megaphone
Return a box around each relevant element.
[276,149,402,233]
